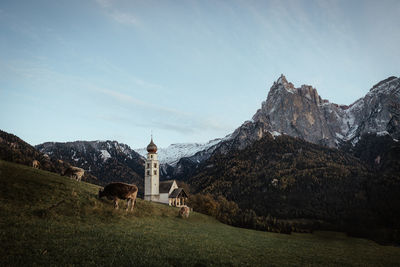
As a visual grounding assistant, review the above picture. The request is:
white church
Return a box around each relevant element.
[144,137,188,207]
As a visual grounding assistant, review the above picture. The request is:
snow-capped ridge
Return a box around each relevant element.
[135,136,231,166]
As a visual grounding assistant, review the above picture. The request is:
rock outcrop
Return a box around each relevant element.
[248,74,400,148]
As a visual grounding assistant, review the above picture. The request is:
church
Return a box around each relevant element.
[144,137,188,207]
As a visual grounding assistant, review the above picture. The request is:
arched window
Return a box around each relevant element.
[154,170,157,175]
[154,163,157,168]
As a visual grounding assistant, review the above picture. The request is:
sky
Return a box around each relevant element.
[0,0,399,148]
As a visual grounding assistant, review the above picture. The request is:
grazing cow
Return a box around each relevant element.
[32,160,40,169]
[179,206,190,218]
[98,183,138,211]
[64,166,85,181]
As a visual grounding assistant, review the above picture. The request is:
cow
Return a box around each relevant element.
[179,206,190,218]
[63,166,85,181]
[32,160,40,169]
[98,182,138,211]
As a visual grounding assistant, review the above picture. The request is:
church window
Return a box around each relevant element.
[147,170,150,175]
[154,170,157,175]
[151,155,153,159]
[154,163,157,168]
[147,163,150,168]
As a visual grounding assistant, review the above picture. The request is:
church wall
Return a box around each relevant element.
[169,181,178,195]
[159,193,169,204]
[144,195,160,202]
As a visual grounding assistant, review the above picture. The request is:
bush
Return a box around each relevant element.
[188,194,292,234]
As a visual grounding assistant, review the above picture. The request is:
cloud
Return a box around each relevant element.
[1,58,234,136]
[95,0,140,27]
[100,61,164,89]
[109,10,139,26]
[97,87,234,135]
[95,0,113,8]
[98,88,190,118]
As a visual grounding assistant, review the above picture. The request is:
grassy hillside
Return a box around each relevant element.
[1,161,399,266]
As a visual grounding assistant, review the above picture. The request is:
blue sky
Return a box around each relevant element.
[0,0,399,148]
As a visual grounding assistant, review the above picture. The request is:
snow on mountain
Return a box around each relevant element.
[35,140,145,191]
[100,149,111,162]
[247,74,400,148]
[135,138,224,166]
[36,140,144,172]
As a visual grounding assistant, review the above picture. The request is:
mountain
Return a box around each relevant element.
[0,130,71,175]
[36,141,145,195]
[189,133,370,221]
[242,74,400,148]
[135,137,230,180]
[169,75,400,179]
[188,132,400,242]
[167,75,400,242]
[135,138,225,166]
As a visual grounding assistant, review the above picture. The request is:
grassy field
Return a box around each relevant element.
[1,160,399,266]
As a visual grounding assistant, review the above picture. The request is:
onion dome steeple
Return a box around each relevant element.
[147,137,157,153]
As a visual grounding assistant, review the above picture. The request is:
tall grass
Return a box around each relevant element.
[1,160,399,266]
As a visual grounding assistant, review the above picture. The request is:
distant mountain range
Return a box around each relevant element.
[135,138,224,166]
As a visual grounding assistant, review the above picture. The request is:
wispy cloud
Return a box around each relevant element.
[99,61,163,89]
[95,0,113,8]
[98,88,189,118]
[99,112,233,136]
[96,86,233,135]
[109,10,139,26]
[95,0,140,27]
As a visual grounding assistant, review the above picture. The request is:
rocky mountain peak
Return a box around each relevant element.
[272,74,295,92]
[370,76,398,91]
[247,75,399,148]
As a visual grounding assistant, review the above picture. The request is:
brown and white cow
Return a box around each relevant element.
[63,166,85,181]
[98,182,138,211]
[32,160,40,169]
[179,206,190,218]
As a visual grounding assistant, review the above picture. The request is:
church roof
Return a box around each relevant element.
[169,188,188,198]
[147,137,157,153]
[159,180,175,193]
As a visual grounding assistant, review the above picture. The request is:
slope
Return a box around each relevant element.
[0,130,73,176]
[189,132,400,243]
[1,160,399,266]
[36,140,145,194]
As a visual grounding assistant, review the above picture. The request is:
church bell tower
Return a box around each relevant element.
[144,137,160,201]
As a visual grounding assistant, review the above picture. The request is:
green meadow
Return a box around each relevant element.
[1,160,399,266]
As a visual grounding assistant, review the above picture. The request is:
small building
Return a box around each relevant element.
[159,180,178,204]
[168,188,189,207]
[143,137,189,207]
[159,179,188,207]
